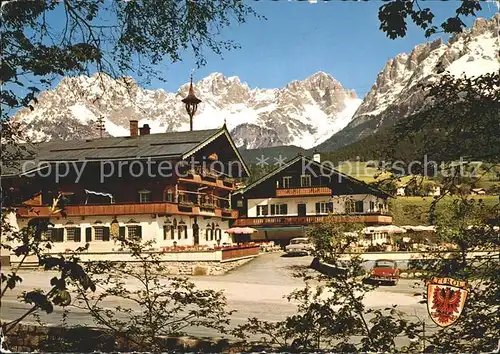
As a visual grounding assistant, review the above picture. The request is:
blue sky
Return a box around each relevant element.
[151,1,498,97]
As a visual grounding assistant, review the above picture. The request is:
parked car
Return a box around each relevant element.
[368,259,400,285]
[285,237,312,256]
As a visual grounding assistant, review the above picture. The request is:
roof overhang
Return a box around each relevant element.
[182,126,250,177]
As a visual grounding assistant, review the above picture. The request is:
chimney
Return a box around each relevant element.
[139,124,151,135]
[129,120,138,137]
[313,149,321,163]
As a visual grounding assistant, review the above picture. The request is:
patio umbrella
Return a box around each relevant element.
[363,225,407,234]
[401,225,436,232]
[225,227,258,234]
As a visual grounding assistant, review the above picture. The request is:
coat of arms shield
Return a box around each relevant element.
[427,277,468,327]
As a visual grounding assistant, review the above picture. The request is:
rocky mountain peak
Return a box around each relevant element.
[12,71,361,150]
[318,14,499,152]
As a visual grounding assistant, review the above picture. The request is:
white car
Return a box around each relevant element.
[285,237,313,256]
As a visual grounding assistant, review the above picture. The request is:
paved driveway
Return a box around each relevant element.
[1,252,430,339]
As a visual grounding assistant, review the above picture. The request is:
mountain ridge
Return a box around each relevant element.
[12,71,361,150]
[318,14,500,152]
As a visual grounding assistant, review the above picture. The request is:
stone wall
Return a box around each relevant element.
[163,257,254,276]
[3,323,242,352]
[9,245,260,274]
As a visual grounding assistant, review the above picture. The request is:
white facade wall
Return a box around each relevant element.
[15,214,232,254]
[247,194,386,217]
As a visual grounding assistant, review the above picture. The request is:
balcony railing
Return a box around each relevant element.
[180,169,235,190]
[16,202,239,219]
[276,186,332,197]
[233,214,393,227]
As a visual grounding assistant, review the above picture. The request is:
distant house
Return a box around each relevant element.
[428,186,441,196]
[232,154,392,244]
[471,188,486,195]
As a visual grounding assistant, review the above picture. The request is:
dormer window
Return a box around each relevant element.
[164,188,174,202]
[282,176,292,188]
[300,174,311,187]
[139,190,151,203]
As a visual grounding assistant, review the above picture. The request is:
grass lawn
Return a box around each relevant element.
[390,195,499,225]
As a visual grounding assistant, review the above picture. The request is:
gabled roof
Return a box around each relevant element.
[234,155,392,198]
[2,125,250,177]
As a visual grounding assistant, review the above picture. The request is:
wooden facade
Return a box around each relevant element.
[4,126,249,250]
[275,186,332,197]
[232,156,393,231]
[233,214,393,227]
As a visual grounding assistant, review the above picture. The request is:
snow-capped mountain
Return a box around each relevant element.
[318,14,500,152]
[12,72,361,149]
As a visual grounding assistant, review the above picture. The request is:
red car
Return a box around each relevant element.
[368,259,400,285]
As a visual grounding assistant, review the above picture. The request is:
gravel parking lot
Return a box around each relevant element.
[1,252,429,339]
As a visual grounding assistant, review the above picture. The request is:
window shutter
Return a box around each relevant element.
[85,227,92,242]
[163,225,168,240]
[56,228,64,242]
[74,228,81,242]
[281,204,288,215]
[327,202,333,213]
[355,201,364,213]
[315,202,320,213]
[136,226,142,239]
[103,227,110,241]
[119,226,126,240]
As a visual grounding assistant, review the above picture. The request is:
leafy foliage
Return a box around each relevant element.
[378,0,483,39]
[1,0,258,123]
[323,73,500,165]
[409,198,500,352]
[71,240,233,352]
[234,220,422,351]
[0,201,96,335]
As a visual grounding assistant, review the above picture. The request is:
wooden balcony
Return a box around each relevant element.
[233,214,393,227]
[276,186,332,197]
[178,175,235,191]
[16,202,239,219]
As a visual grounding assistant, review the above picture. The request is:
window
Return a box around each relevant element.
[315,202,333,214]
[94,227,104,241]
[127,225,142,240]
[345,200,355,214]
[236,200,243,207]
[164,189,174,202]
[139,190,151,203]
[370,201,375,211]
[66,227,81,242]
[355,201,364,213]
[300,175,311,187]
[282,176,292,188]
[215,229,222,241]
[257,205,269,216]
[178,224,188,239]
[93,226,109,241]
[60,192,74,205]
[206,228,214,241]
[270,204,288,215]
[49,228,64,242]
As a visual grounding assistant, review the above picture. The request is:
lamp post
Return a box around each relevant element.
[182,76,202,131]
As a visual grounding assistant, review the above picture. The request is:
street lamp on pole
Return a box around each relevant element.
[181,76,202,131]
